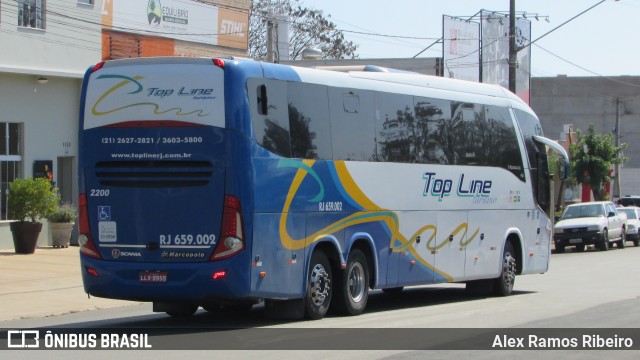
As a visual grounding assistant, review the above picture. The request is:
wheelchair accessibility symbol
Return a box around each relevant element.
[98,206,111,221]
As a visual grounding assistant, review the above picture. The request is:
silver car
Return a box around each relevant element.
[616,207,640,247]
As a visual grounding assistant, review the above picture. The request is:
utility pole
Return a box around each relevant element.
[266,18,274,63]
[508,0,517,93]
[614,97,622,199]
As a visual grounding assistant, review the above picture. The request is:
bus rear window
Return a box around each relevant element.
[84,63,225,129]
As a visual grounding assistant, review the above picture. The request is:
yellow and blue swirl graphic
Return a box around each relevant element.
[273,159,482,283]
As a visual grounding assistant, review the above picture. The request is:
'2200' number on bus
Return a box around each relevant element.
[160,234,216,245]
[90,189,110,197]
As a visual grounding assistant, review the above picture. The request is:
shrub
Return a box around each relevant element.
[8,178,60,223]
[47,203,77,223]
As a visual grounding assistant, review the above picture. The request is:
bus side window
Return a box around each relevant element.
[287,82,332,160]
[330,88,375,161]
[513,108,549,211]
[414,97,451,165]
[374,92,415,163]
[248,78,291,157]
[485,105,525,180]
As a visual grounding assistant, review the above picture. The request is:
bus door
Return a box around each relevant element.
[433,211,468,282]
[394,211,436,286]
[465,210,503,279]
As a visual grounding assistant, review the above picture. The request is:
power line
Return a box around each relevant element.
[533,43,640,89]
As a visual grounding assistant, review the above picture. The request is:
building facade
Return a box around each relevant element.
[101,0,249,60]
[531,76,640,200]
[0,0,249,249]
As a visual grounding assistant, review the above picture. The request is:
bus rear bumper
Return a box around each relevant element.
[80,254,252,303]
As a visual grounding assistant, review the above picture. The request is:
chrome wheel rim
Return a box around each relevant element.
[310,263,330,306]
[348,262,366,303]
[502,251,516,289]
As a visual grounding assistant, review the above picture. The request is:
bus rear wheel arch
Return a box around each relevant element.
[466,237,521,297]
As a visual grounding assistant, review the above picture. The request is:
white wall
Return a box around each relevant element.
[0,0,102,74]
[0,73,82,249]
[0,0,100,249]
[0,73,80,177]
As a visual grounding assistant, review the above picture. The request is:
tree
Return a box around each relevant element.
[249,0,358,60]
[569,124,627,201]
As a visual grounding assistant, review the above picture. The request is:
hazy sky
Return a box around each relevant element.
[300,0,636,77]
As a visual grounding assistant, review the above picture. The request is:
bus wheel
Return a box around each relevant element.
[304,250,332,320]
[493,241,516,296]
[335,249,369,315]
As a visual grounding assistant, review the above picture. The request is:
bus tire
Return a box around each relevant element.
[335,249,369,316]
[493,241,516,296]
[304,250,332,320]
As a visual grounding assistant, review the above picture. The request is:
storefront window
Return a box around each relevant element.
[1,123,23,220]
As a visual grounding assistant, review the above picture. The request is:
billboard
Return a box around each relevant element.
[443,16,480,82]
[480,11,531,103]
[101,0,248,49]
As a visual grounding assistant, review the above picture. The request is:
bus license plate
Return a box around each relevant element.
[139,271,168,283]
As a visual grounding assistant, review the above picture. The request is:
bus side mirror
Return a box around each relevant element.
[558,157,569,181]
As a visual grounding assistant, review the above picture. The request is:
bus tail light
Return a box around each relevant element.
[212,270,226,280]
[212,58,224,68]
[91,61,105,73]
[211,195,244,261]
[78,194,101,259]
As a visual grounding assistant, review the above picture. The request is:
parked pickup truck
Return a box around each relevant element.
[553,201,627,252]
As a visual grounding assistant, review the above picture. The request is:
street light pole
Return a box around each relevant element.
[509,0,517,93]
[614,97,621,199]
[509,0,617,94]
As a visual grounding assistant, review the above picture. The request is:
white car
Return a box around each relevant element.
[616,207,640,247]
[554,201,627,252]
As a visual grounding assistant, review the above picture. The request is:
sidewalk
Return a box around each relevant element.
[0,246,138,322]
